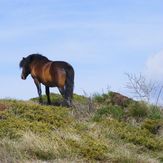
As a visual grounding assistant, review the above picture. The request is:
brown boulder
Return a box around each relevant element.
[109,91,132,107]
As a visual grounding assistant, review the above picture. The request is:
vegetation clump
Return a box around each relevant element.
[0,100,73,138]
[94,91,133,107]
[142,119,163,134]
[93,104,124,122]
[127,101,149,119]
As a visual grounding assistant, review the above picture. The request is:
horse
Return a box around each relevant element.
[19,54,74,106]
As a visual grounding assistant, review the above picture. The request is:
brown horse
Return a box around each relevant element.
[19,54,74,106]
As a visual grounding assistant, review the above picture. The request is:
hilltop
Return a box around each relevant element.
[0,92,163,163]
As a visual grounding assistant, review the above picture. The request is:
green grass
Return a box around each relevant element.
[0,93,163,162]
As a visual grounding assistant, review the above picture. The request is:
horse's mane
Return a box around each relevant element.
[19,54,49,68]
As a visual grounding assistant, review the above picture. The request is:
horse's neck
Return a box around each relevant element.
[32,59,49,66]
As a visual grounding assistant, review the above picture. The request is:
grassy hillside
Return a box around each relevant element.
[0,92,163,163]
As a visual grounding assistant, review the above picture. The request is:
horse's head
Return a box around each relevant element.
[19,57,31,80]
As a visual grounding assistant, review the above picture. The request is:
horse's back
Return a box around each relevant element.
[51,61,73,70]
[50,61,74,87]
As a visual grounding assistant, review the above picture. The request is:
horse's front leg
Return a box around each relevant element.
[45,86,51,105]
[34,78,42,103]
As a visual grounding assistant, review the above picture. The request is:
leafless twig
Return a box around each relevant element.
[125,73,162,106]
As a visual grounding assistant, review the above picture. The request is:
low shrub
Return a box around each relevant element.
[93,93,106,103]
[127,101,149,119]
[93,105,124,122]
[0,100,74,138]
[66,136,108,161]
[141,119,163,134]
[101,119,163,150]
[79,136,108,160]
[147,105,163,120]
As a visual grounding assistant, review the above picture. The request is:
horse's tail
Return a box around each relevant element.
[65,64,74,105]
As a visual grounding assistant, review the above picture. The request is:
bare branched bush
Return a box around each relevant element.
[125,73,163,106]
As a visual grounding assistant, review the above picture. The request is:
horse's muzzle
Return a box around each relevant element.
[21,75,26,80]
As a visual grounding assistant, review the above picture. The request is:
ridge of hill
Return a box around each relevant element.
[0,92,163,163]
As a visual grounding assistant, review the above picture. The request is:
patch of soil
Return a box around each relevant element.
[0,103,7,111]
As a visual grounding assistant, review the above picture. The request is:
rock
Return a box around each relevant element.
[109,91,133,107]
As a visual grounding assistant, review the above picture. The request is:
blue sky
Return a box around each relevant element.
[0,0,163,99]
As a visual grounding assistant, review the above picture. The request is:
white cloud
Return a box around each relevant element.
[145,51,163,80]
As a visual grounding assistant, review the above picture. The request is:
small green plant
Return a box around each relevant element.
[147,105,163,120]
[93,105,124,122]
[127,101,148,119]
[73,94,88,104]
[93,92,111,104]
[93,93,106,103]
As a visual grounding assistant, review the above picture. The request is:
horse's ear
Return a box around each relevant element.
[23,57,26,60]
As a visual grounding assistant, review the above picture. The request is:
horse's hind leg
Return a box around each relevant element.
[58,87,65,98]
[45,86,51,105]
[59,87,72,107]
[58,87,69,106]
